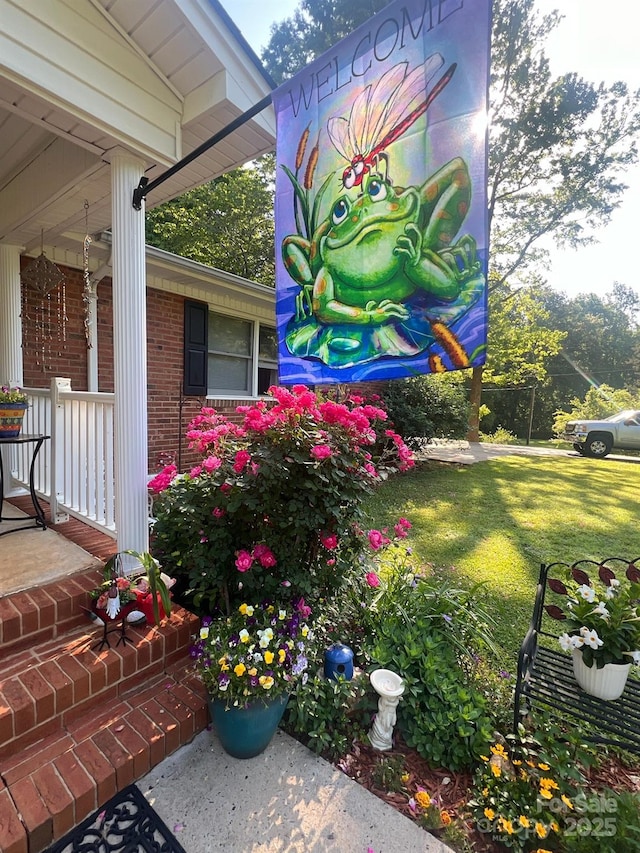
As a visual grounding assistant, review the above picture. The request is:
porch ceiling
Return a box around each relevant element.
[0,0,275,256]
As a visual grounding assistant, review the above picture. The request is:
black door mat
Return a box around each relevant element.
[44,784,187,853]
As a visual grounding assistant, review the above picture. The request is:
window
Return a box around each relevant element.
[206,311,278,397]
[208,314,252,395]
[258,325,278,394]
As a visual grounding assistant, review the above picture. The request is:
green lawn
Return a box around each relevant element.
[364,455,640,667]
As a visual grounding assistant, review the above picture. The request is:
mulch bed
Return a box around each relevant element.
[333,735,640,853]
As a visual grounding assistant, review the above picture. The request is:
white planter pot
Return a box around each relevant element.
[571,649,631,700]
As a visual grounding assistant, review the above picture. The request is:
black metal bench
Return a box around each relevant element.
[514,558,640,755]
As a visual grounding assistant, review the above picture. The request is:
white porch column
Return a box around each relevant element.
[0,244,24,387]
[110,149,148,554]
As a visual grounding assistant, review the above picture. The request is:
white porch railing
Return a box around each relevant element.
[11,378,117,537]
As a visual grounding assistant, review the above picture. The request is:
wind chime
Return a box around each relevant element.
[82,199,94,349]
[20,232,67,372]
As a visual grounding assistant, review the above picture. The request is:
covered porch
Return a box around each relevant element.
[0,0,276,570]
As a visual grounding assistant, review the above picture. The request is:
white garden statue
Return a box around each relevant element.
[368,668,405,751]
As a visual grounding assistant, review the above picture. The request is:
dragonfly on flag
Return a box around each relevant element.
[273,0,492,384]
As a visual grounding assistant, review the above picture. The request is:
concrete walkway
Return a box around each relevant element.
[138,728,452,853]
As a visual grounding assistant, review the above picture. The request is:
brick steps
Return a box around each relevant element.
[0,570,209,853]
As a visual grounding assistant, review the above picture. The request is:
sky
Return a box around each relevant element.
[219,0,640,300]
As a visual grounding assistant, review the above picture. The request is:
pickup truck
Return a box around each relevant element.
[562,410,640,457]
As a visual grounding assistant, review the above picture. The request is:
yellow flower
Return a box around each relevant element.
[512,759,522,766]
[484,808,495,821]
[259,675,274,689]
[401,774,410,783]
[239,603,248,615]
[498,817,515,835]
[551,821,559,832]
[539,778,558,790]
[491,744,507,757]
[234,663,246,677]
[490,764,501,778]
[415,791,431,809]
[526,760,536,768]
[535,822,548,839]
[482,788,489,797]
[440,810,452,826]
[278,649,286,663]
[534,849,553,853]
[264,650,274,664]
[248,667,257,677]
[199,626,209,640]
[519,815,530,828]
[480,755,489,762]
[519,769,528,781]
[539,787,553,800]
[561,794,574,810]
[301,625,309,637]
[218,656,230,671]
[538,763,550,770]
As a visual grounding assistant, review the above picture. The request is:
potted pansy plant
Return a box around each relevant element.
[0,385,29,438]
[545,561,640,700]
[191,597,314,758]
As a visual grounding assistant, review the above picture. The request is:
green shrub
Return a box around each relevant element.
[283,672,371,760]
[380,374,469,447]
[561,788,640,853]
[469,722,595,851]
[479,427,518,444]
[359,557,497,771]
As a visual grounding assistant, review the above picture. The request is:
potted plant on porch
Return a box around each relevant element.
[0,385,28,438]
[190,598,314,758]
[545,560,640,700]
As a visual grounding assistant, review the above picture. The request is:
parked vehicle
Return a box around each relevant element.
[562,410,640,457]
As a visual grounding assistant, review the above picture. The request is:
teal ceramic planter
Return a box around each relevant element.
[208,694,289,759]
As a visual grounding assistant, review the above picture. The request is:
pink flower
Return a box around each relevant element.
[233,450,251,473]
[310,444,332,460]
[202,455,222,473]
[147,464,177,494]
[220,483,232,494]
[190,465,203,478]
[326,558,336,566]
[364,463,377,477]
[235,550,254,573]
[366,572,381,588]
[212,507,225,518]
[295,597,312,618]
[320,532,338,550]
[252,543,277,568]
[368,529,389,551]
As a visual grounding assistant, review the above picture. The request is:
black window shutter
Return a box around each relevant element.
[183,299,208,395]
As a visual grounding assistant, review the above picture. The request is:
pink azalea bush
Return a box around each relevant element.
[149,385,413,613]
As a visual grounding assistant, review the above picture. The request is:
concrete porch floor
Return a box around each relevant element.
[0,495,117,597]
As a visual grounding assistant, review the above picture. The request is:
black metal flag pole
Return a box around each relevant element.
[132,92,274,210]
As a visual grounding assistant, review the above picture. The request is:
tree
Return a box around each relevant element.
[145,156,276,286]
[263,1,640,436]
[262,0,389,85]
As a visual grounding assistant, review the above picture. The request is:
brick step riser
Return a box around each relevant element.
[0,609,198,759]
[0,665,210,853]
[0,569,104,658]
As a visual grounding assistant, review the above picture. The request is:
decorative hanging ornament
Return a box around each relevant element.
[82,199,94,349]
[21,231,67,372]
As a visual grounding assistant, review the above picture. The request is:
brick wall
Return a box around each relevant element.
[20,261,242,473]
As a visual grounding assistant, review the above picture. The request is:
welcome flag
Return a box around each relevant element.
[273,0,491,385]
